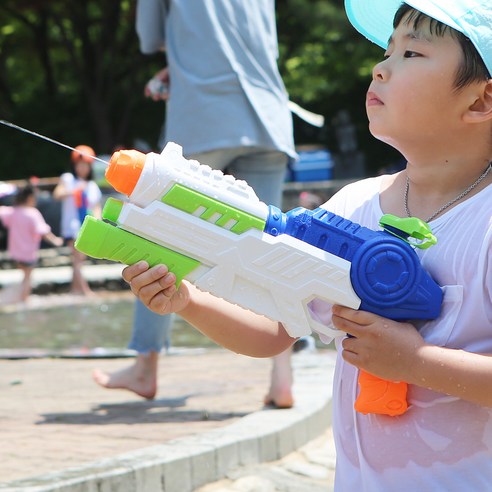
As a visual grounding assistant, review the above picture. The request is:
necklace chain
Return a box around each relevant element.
[404,162,492,222]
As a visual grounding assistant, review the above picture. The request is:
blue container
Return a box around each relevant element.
[289,149,334,182]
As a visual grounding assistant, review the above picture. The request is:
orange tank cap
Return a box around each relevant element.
[106,149,146,196]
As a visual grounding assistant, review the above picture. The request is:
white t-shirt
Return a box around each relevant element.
[315,176,492,491]
[59,173,102,239]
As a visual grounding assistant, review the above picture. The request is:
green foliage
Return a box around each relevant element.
[0,0,401,181]
[0,0,164,180]
[276,0,401,171]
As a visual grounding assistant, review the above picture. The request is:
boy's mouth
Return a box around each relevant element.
[366,91,384,106]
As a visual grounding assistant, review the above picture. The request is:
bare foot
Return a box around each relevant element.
[264,389,294,409]
[92,352,159,399]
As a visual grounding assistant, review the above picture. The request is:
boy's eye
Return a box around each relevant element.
[404,50,421,58]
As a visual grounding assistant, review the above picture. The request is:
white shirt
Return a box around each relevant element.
[59,173,102,239]
[316,176,492,492]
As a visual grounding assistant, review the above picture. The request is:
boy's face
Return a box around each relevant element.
[365,13,474,149]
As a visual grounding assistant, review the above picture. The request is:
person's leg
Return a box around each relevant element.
[263,346,294,408]
[188,147,288,207]
[191,148,295,408]
[19,264,34,302]
[226,149,288,208]
[93,299,173,399]
[67,239,92,295]
[228,151,296,408]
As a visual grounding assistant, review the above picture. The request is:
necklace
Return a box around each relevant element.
[404,162,492,222]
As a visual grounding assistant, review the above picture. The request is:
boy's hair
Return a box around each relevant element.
[394,4,491,90]
[14,183,35,206]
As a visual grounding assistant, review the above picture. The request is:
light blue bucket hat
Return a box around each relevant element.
[345,0,492,77]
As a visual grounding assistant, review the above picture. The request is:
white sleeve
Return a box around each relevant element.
[136,0,167,54]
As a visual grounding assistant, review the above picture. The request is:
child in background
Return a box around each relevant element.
[122,1,491,489]
[53,145,102,295]
[0,183,63,301]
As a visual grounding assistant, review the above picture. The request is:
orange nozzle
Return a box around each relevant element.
[105,150,147,196]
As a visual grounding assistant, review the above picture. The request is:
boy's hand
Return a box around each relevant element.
[332,305,425,383]
[122,261,190,315]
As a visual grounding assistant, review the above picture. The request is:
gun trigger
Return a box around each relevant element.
[379,214,437,250]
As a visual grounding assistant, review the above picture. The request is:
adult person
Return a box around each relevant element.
[93,0,297,408]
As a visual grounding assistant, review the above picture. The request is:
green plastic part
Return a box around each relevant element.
[379,214,437,250]
[102,197,124,222]
[162,184,266,234]
[74,216,200,285]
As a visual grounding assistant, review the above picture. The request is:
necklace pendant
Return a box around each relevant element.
[404,162,491,222]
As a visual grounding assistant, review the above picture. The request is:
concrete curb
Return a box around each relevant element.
[0,263,126,289]
[0,352,335,492]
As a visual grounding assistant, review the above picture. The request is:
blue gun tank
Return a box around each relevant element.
[264,206,442,320]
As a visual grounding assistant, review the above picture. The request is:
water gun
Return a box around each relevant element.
[74,142,443,416]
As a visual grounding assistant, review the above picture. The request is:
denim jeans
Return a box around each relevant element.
[128,299,173,353]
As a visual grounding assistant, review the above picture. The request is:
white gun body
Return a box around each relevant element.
[116,198,360,339]
[78,143,362,339]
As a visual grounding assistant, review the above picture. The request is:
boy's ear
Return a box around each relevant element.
[463,79,492,123]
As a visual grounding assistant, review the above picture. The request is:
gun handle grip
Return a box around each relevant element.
[354,370,408,416]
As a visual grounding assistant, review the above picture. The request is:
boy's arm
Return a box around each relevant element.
[123,261,295,358]
[333,305,492,408]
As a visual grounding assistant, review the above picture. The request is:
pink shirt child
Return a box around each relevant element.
[0,206,51,264]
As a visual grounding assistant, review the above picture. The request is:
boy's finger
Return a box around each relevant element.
[332,305,379,325]
[332,313,362,337]
[129,265,169,292]
[122,261,150,283]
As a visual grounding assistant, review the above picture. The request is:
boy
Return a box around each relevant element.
[122,0,492,489]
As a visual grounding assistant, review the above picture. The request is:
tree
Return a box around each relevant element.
[0,0,164,179]
[276,0,401,170]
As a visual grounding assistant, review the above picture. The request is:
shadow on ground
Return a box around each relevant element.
[37,395,248,426]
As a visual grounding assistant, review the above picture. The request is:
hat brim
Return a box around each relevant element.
[345,0,491,76]
[345,0,399,49]
[345,0,463,49]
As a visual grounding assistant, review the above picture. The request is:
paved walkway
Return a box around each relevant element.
[0,264,336,491]
[0,349,335,491]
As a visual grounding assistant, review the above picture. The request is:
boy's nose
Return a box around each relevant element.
[372,60,388,81]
